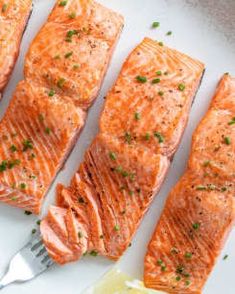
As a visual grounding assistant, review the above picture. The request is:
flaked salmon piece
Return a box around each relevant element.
[144,74,235,293]
[41,38,205,264]
[0,0,124,213]
[0,81,84,214]
[25,0,124,110]
[0,0,32,99]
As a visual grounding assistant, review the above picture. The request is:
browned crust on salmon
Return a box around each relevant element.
[0,0,124,214]
[144,74,235,293]
[41,37,205,264]
[0,0,33,99]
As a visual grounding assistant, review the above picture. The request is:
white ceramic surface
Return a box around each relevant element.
[0,0,234,293]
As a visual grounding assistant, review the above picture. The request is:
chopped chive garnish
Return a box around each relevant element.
[136,76,147,83]
[134,112,141,121]
[224,136,231,145]
[161,265,166,272]
[57,78,66,88]
[154,132,164,143]
[90,250,98,256]
[0,161,7,172]
[166,31,172,36]
[192,223,200,230]
[54,55,61,59]
[185,280,191,286]
[8,159,20,169]
[156,71,162,76]
[10,145,17,152]
[178,83,186,91]
[69,12,76,19]
[152,78,161,84]
[176,276,181,281]
[124,132,132,144]
[196,185,206,191]
[78,232,83,238]
[36,220,41,225]
[158,42,164,46]
[2,3,7,12]
[23,140,33,151]
[66,30,78,38]
[203,160,210,167]
[223,254,228,260]
[109,152,117,161]
[152,21,160,28]
[157,259,163,265]
[228,117,235,125]
[59,1,67,6]
[171,247,179,254]
[45,127,51,135]
[73,64,80,70]
[145,132,151,141]
[32,229,37,234]
[19,183,26,189]
[65,51,73,59]
[24,210,32,215]
[221,187,227,192]
[48,89,55,97]
[184,252,192,259]
[158,91,164,96]
[114,225,120,231]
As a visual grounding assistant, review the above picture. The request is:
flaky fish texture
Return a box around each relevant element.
[144,74,235,294]
[0,0,124,214]
[41,37,205,264]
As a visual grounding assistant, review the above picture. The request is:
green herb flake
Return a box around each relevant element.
[145,132,151,141]
[57,78,66,88]
[19,183,26,190]
[73,64,80,70]
[8,159,20,169]
[78,232,83,238]
[48,89,55,97]
[36,220,41,226]
[124,132,132,144]
[114,225,120,231]
[24,210,32,215]
[152,78,161,84]
[134,112,141,121]
[2,3,7,13]
[161,265,166,272]
[90,250,98,257]
[196,185,206,191]
[166,31,172,36]
[224,136,231,145]
[154,132,164,143]
[158,42,164,46]
[178,83,186,91]
[228,117,235,125]
[158,91,164,96]
[157,259,163,265]
[109,152,117,161]
[0,160,7,172]
[223,254,228,260]
[45,127,51,135]
[203,160,211,167]
[23,140,33,151]
[69,12,76,19]
[184,252,192,259]
[175,276,181,281]
[32,229,37,234]
[185,280,191,286]
[192,222,200,230]
[152,21,160,28]
[59,1,67,7]
[10,145,17,152]
[156,71,162,76]
[65,51,73,59]
[136,76,147,83]
[38,114,44,122]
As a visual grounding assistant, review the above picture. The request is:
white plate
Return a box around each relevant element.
[0,0,234,293]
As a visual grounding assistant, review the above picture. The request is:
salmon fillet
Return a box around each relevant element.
[41,38,205,264]
[0,0,32,99]
[144,74,235,293]
[0,0,124,214]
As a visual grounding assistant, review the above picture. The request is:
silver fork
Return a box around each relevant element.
[0,232,54,290]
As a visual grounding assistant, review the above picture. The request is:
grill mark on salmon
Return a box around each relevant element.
[0,0,32,99]
[144,74,235,294]
[0,0,124,214]
[41,37,205,264]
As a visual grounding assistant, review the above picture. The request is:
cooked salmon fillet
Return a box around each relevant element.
[0,0,124,214]
[41,38,205,264]
[0,0,32,99]
[144,74,235,294]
